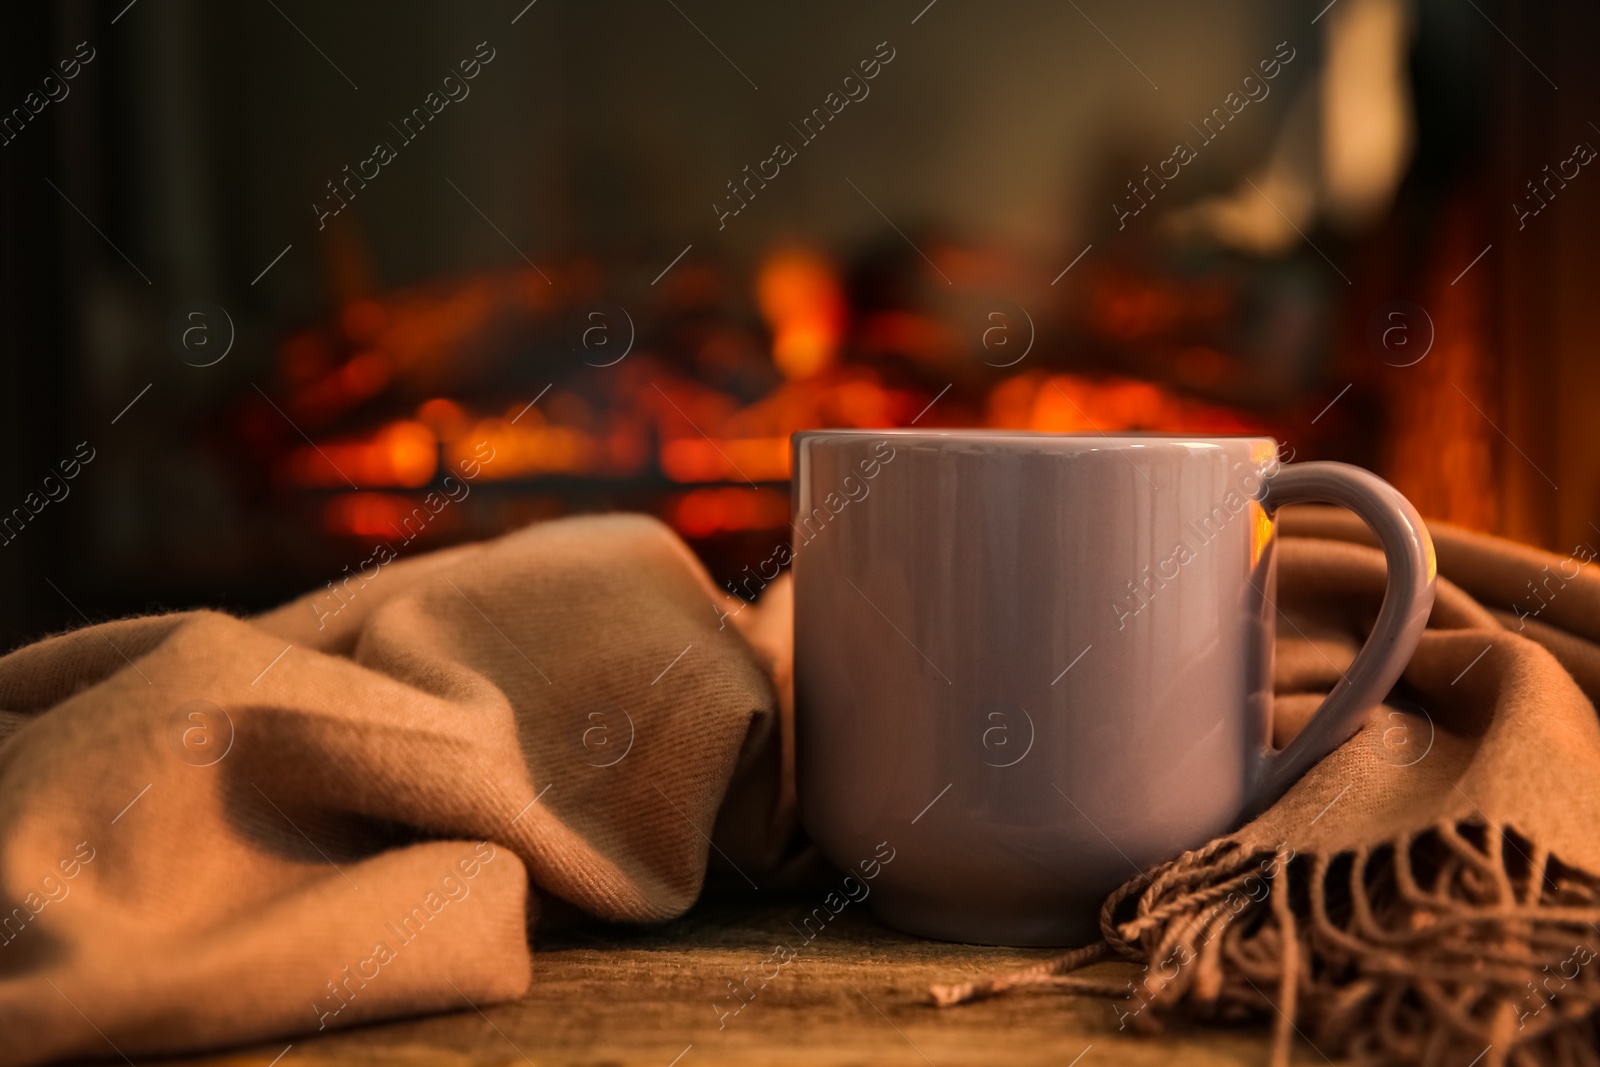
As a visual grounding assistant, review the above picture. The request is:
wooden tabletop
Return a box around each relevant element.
[164,894,1324,1067]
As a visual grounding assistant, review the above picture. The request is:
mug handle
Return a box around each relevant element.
[1252,461,1436,806]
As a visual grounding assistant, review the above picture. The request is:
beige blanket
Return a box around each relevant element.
[0,515,788,1066]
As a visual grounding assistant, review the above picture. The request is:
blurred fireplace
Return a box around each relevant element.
[230,238,1325,598]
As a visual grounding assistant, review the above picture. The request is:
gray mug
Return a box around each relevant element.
[791,431,1435,946]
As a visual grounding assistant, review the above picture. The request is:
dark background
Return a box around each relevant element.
[2,0,1597,652]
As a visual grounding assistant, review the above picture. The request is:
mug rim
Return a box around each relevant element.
[793,428,1277,447]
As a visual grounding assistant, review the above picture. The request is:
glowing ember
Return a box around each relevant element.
[446,418,600,479]
[415,397,471,442]
[670,487,790,537]
[323,492,420,538]
[273,248,1270,543]
[660,437,791,483]
[756,247,847,380]
[987,372,1256,435]
[290,420,437,488]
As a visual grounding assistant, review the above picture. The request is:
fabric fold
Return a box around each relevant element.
[0,514,782,1066]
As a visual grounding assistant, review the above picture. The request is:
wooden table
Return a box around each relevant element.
[166,894,1322,1067]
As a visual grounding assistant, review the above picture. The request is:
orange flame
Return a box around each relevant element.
[290,420,437,488]
[756,248,846,380]
[670,487,790,538]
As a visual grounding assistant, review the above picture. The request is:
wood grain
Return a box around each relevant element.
[159,895,1323,1066]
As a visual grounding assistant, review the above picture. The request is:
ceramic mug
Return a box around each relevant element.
[791,431,1435,946]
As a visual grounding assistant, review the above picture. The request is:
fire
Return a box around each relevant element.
[756,247,847,380]
[987,372,1256,434]
[415,397,471,442]
[289,419,437,488]
[445,416,599,479]
[660,437,791,483]
[670,487,790,538]
[324,492,420,538]
[273,245,1270,543]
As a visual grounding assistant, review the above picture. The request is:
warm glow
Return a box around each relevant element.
[290,420,437,488]
[1322,0,1413,229]
[416,398,470,442]
[446,417,602,480]
[324,492,416,538]
[289,360,1255,508]
[342,352,391,395]
[669,487,790,538]
[340,299,389,344]
[274,247,1271,539]
[987,372,1256,435]
[1250,500,1275,569]
[660,437,790,483]
[756,248,847,380]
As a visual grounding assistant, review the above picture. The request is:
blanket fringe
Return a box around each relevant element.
[930,821,1600,1067]
[930,941,1109,1007]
